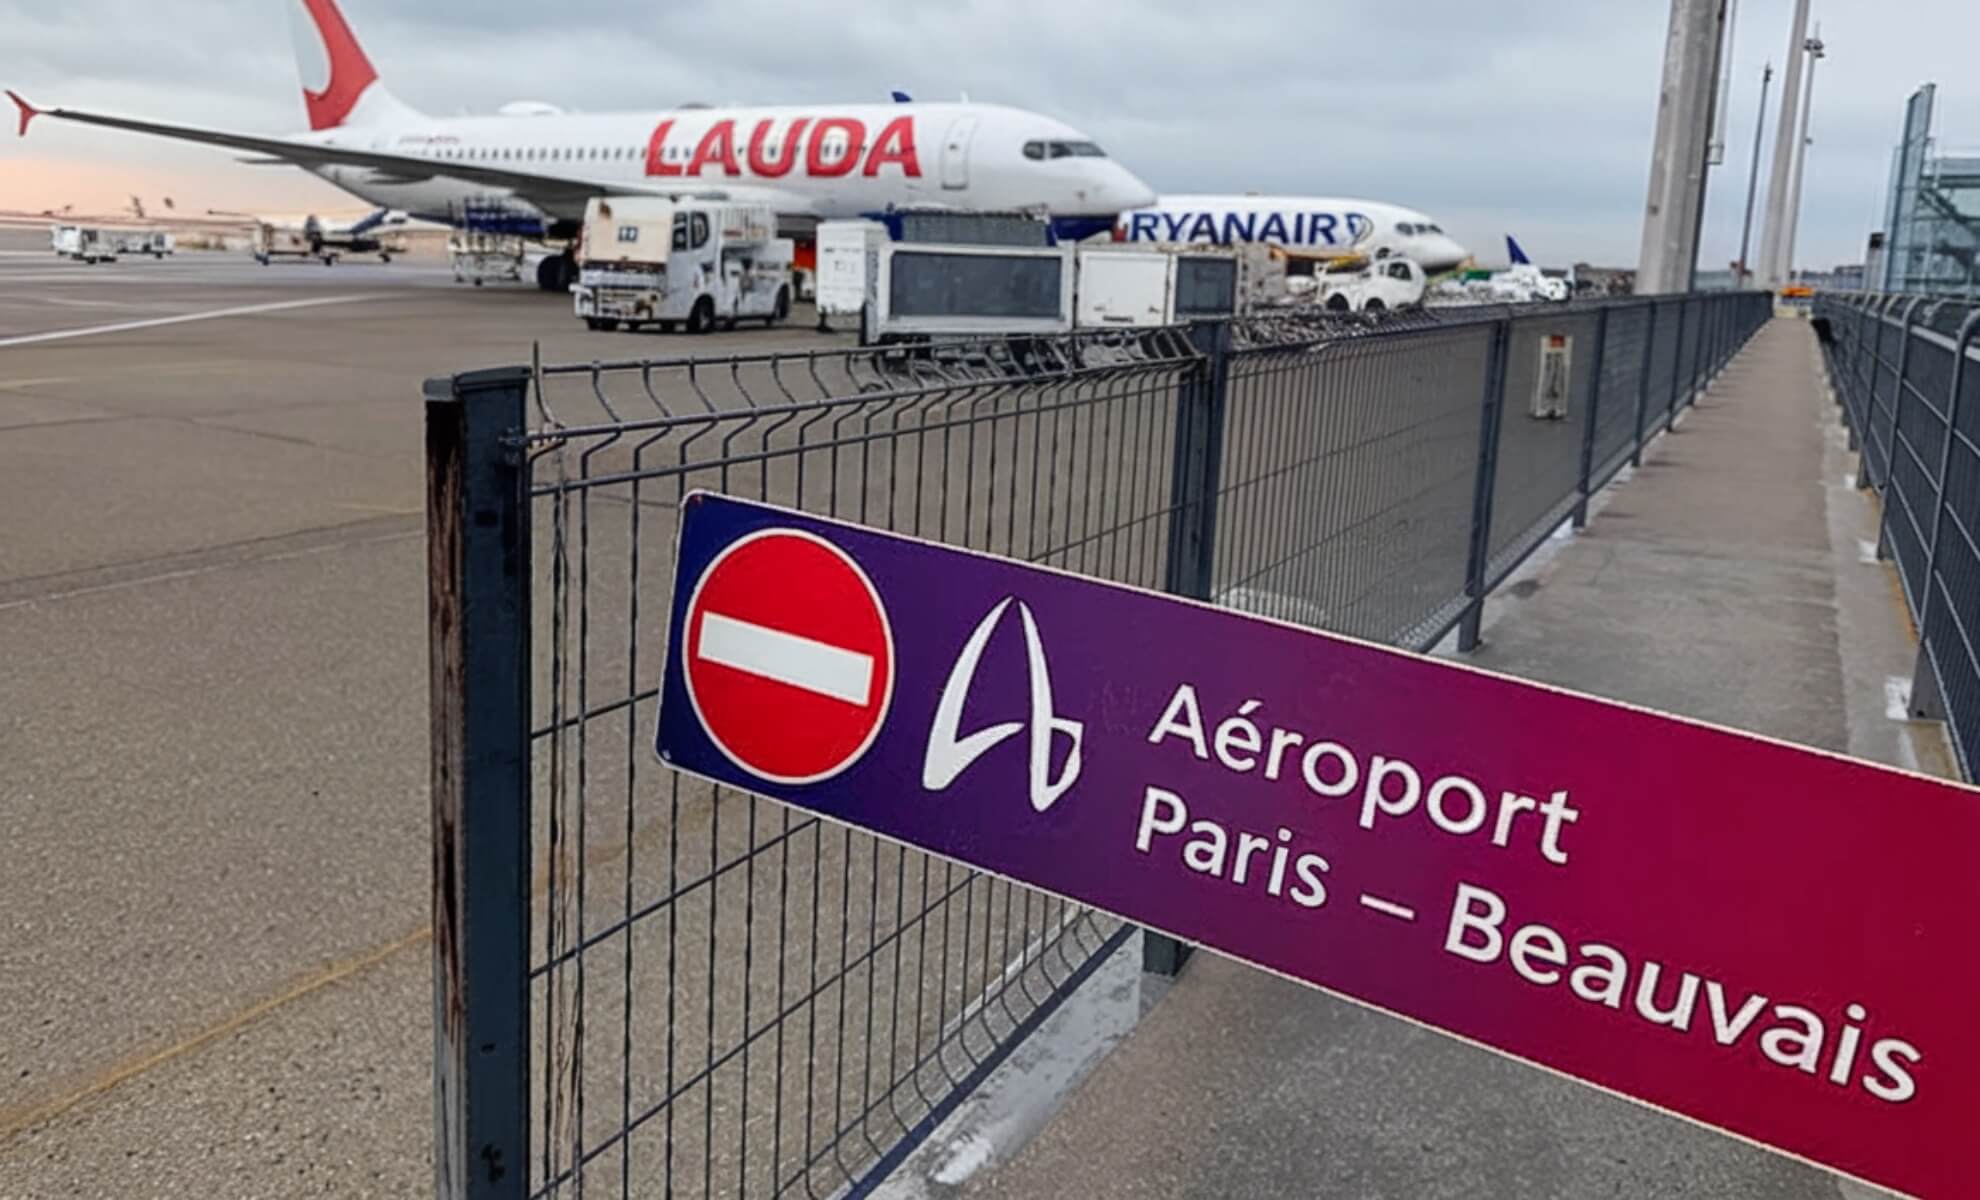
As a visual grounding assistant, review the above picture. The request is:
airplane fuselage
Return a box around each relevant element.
[302,102,1153,238]
[1118,194,1470,273]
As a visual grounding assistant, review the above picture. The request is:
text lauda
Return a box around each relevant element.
[646,116,920,180]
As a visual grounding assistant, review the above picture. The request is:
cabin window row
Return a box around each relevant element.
[403,140,847,165]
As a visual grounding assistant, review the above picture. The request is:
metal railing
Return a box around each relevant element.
[1815,292,1980,779]
[425,291,1771,1200]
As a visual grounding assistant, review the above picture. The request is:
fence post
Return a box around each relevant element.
[1876,298,1929,560]
[1667,299,1690,429]
[1572,307,1610,529]
[1909,309,1980,723]
[427,366,533,1200]
[1458,319,1512,651]
[1633,301,1659,467]
[1145,320,1234,975]
[1860,296,1904,492]
[1844,299,1865,449]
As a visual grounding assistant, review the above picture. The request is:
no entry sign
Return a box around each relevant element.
[678,527,894,784]
[656,493,1980,1200]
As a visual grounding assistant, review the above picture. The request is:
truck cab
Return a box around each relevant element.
[573,197,794,334]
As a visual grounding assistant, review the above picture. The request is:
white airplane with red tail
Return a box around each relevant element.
[8,0,1155,289]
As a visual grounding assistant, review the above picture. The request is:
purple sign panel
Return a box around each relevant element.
[656,493,1980,1199]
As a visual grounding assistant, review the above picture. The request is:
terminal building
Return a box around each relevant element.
[1875,83,1980,296]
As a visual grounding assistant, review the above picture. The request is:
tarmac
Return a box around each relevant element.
[950,319,1952,1198]
[0,228,861,1198]
[0,230,1952,1199]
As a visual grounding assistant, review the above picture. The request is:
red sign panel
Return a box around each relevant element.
[679,528,894,784]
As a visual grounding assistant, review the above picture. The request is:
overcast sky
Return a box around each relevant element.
[3,0,1976,268]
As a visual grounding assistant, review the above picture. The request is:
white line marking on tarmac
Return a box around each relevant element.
[0,294,382,348]
[696,611,874,704]
[1358,894,1417,921]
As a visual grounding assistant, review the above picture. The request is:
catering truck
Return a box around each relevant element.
[572,197,794,333]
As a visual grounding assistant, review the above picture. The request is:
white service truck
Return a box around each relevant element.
[1074,248,1240,327]
[1314,256,1427,313]
[572,197,794,333]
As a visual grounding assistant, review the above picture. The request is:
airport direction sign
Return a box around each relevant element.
[656,492,1980,1200]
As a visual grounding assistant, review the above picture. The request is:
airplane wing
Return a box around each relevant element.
[6,91,817,221]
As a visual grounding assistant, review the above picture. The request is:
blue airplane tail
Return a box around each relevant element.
[1506,235,1532,266]
[890,90,912,103]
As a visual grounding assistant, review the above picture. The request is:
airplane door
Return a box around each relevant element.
[941,116,977,190]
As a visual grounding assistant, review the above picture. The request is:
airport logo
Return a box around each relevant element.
[922,597,1084,813]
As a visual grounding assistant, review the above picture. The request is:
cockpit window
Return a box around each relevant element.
[1024,140,1106,161]
[1397,222,1417,235]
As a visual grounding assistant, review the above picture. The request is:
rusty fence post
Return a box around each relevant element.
[427,367,532,1200]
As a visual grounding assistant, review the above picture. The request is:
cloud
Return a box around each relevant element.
[2,0,1975,268]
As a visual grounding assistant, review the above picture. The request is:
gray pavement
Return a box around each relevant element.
[0,227,864,1198]
[961,319,1945,1199]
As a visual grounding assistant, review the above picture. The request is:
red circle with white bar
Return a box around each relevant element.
[681,528,894,784]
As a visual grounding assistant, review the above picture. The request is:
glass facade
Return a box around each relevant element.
[1879,84,1980,297]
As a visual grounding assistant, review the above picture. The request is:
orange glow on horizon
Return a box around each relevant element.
[0,152,360,219]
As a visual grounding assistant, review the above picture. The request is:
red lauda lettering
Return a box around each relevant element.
[806,117,865,178]
[747,117,807,178]
[645,118,679,177]
[862,115,920,177]
[687,119,740,176]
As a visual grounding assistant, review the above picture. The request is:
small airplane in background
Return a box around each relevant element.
[7,0,1153,290]
[207,206,411,265]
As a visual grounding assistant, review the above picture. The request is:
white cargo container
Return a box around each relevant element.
[1074,248,1239,328]
[62,227,119,263]
[866,242,1075,342]
[572,197,794,333]
[117,230,175,258]
[815,219,888,329]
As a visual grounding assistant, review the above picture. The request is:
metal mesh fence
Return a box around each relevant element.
[428,292,1770,1200]
[519,336,1194,1199]
[1210,319,1493,650]
[1592,305,1652,489]
[1485,310,1602,587]
[1816,293,1980,780]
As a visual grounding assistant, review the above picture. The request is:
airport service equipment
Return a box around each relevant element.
[1074,247,1239,328]
[814,219,889,329]
[116,230,173,258]
[56,226,118,264]
[1313,256,1428,313]
[572,197,794,333]
[864,240,1075,342]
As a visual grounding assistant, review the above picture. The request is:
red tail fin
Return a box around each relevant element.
[295,0,380,130]
[7,90,42,137]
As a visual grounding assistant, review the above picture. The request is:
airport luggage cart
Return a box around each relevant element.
[449,199,539,286]
[448,231,525,286]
